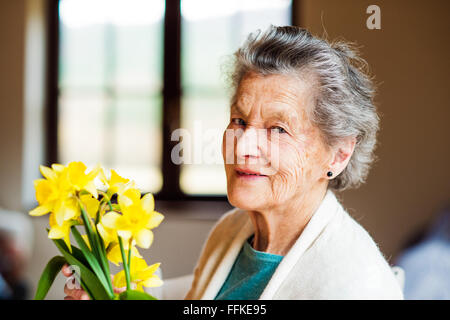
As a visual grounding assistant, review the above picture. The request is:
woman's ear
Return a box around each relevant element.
[327,137,356,178]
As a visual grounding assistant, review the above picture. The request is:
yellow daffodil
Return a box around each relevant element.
[30,161,166,300]
[108,169,132,194]
[66,162,100,198]
[101,190,164,249]
[96,222,117,247]
[98,168,137,198]
[29,165,79,226]
[113,256,163,292]
[80,194,100,220]
[48,212,76,251]
[107,242,143,266]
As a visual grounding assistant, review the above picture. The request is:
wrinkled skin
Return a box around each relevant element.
[223,72,355,255]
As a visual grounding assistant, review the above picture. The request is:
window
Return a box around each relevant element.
[49,0,293,199]
[57,0,164,192]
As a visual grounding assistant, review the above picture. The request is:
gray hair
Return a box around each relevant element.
[229,26,379,190]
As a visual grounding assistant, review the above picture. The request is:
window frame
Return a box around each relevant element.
[45,0,297,202]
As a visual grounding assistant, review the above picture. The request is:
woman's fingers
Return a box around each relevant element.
[64,293,89,300]
[64,283,90,300]
[80,292,90,300]
[62,264,90,300]
[113,286,126,294]
[61,263,73,277]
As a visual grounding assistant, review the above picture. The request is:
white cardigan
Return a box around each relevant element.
[185,190,404,300]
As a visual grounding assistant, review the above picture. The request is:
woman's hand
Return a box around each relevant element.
[61,263,125,300]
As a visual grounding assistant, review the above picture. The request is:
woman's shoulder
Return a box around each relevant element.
[327,204,388,260]
[279,201,403,299]
[305,203,404,298]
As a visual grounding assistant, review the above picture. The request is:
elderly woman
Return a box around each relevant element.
[63,26,403,299]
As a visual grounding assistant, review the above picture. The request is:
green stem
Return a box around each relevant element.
[127,239,132,271]
[77,196,114,295]
[118,236,131,291]
[95,225,114,294]
[78,200,100,260]
[71,226,113,298]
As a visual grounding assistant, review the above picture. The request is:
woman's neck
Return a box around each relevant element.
[247,185,328,256]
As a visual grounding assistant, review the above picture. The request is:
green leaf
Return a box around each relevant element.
[51,237,112,300]
[45,228,90,269]
[44,231,94,298]
[119,290,157,300]
[71,226,113,297]
[79,204,101,261]
[70,245,90,270]
[94,227,114,293]
[34,256,67,300]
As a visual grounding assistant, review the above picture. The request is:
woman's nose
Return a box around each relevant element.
[236,128,263,164]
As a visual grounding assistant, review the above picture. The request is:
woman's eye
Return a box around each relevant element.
[271,126,287,134]
[232,118,246,126]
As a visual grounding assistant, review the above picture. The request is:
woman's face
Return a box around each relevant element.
[222,72,332,211]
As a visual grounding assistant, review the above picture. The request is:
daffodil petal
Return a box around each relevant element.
[117,230,132,241]
[84,181,98,199]
[107,244,122,266]
[54,205,66,226]
[51,163,65,173]
[81,195,99,219]
[40,165,57,180]
[63,202,79,221]
[48,226,65,239]
[135,283,144,292]
[134,229,153,249]
[138,263,161,279]
[118,188,141,207]
[129,256,147,273]
[87,164,101,180]
[101,212,121,229]
[131,246,142,259]
[97,223,116,246]
[29,205,50,216]
[141,193,155,213]
[110,169,129,185]
[113,271,126,289]
[146,211,164,229]
[146,262,161,274]
[99,168,109,186]
[142,275,163,288]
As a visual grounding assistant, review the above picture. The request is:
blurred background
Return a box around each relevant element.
[0,0,449,299]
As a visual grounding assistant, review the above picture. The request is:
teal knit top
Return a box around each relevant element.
[215,235,284,300]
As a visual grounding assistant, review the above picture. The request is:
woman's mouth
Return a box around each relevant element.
[235,168,268,180]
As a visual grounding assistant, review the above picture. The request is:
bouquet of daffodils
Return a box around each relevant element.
[30,162,164,300]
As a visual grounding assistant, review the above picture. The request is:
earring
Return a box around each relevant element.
[327,171,333,177]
